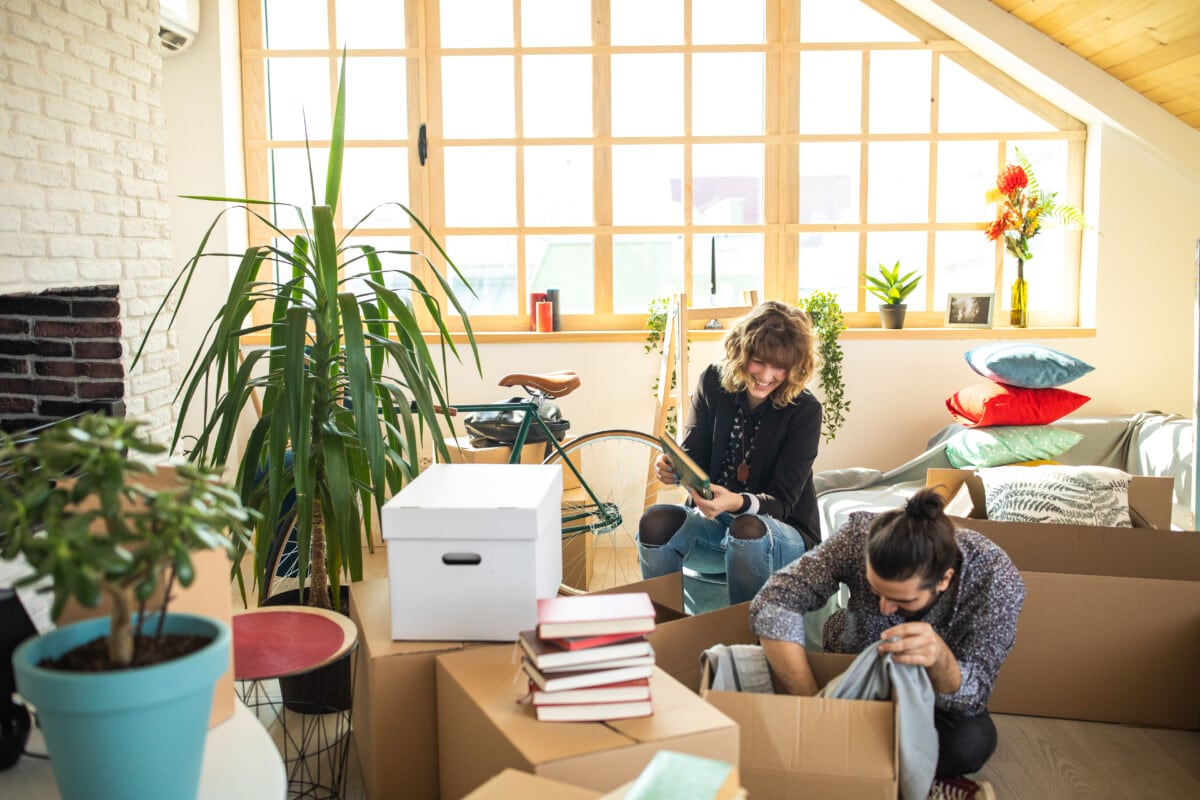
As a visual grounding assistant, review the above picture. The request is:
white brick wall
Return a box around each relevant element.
[0,0,178,444]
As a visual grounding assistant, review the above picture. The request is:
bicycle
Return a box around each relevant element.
[260,370,683,599]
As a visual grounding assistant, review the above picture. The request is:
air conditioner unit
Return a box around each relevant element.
[159,0,199,56]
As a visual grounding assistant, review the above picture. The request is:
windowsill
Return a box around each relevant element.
[416,327,1096,345]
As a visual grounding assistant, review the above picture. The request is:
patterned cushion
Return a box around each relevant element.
[944,426,1083,468]
[964,343,1094,389]
[978,465,1133,527]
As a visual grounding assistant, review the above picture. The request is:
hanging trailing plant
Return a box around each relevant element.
[798,291,849,443]
[644,296,681,437]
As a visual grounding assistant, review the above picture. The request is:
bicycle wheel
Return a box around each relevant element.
[542,429,687,594]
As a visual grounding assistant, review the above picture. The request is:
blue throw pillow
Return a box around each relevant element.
[964,343,1094,389]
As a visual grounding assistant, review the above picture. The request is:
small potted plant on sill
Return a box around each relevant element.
[864,261,921,330]
[0,413,254,800]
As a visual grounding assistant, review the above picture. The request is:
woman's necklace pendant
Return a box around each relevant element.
[737,461,750,483]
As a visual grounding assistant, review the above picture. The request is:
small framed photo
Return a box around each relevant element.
[945,293,995,328]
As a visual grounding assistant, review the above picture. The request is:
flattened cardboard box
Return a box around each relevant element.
[701,652,898,800]
[598,573,758,693]
[928,469,1200,729]
[350,579,487,800]
[436,644,739,799]
[464,768,601,799]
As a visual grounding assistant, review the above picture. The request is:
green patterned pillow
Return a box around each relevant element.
[944,425,1084,468]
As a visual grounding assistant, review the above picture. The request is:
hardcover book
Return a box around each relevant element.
[521,659,655,693]
[529,678,651,706]
[534,699,653,723]
[536,592,656,639]
[518,630,653,671]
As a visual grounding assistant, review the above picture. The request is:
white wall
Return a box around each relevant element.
[162,0,1200,473]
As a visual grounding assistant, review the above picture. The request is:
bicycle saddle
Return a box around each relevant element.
[498,370,581,399]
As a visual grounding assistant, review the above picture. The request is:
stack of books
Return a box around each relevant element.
[518,591,657,722]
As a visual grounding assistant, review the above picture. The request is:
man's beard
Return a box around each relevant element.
[896,590,941,621]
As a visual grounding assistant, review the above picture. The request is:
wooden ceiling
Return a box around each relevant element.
[990,1,1200,132]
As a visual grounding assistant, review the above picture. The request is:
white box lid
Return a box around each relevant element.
[382,463,560,541]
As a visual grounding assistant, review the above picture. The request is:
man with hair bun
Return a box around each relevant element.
[750,488,1025,800]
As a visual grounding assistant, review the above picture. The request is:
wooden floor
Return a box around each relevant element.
[242,546,1200,799]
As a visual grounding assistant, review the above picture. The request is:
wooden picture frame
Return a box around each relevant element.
[945,293,995,328]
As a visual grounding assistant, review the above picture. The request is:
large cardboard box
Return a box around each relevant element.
[701,651,897,800]
[382,463,562,641]
[464,768,601,799]
[436,644,740,799]
[350,579,486,800]
[927,468,1200,729]
[443,435,548,466]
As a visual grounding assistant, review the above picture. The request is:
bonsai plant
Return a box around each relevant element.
[136,56,481,609]
[0,412,254,800]
[797,291,850,442]
[864,260,921,329]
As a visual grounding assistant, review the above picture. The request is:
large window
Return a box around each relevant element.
[239,0,1086,331]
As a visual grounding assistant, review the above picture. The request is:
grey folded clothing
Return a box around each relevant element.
[819,642,938,800]
[700,644,774,694]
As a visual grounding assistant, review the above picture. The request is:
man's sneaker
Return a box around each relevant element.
[927,775,996,800]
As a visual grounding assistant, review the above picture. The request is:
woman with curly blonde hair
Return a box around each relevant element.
[638,300,823,605]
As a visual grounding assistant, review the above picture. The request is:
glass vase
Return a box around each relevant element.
[1010,258,1028,328]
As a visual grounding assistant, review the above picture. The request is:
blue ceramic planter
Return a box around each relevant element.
[12,613,229,800]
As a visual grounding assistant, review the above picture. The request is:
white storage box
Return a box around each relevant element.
[382,463,562,641]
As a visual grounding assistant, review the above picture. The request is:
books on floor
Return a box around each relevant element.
[519,591,659,722]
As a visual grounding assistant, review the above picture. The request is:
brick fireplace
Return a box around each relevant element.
[0,286,126,434]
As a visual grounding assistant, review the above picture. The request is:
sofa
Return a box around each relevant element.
[814,412,1195,539]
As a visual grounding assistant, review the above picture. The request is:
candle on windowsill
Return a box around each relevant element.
[536,301,554,333]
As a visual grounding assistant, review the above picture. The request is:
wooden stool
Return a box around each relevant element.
[233,606,359,800]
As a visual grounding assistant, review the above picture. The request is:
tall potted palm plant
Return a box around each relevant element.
[136,56,481,610]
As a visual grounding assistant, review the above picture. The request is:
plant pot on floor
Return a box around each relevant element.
[12,613,229,800]
[879,304,907,329]
[261,587,353,713]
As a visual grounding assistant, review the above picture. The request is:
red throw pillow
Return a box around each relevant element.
[946,382,1089,427]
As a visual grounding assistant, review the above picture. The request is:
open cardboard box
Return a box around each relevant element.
[436,644,739,798]
[928,468,1200,729]
[349,578,489,800]
[701,651,897,800]
[463,768,601,799]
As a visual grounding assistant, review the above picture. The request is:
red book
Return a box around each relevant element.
[534,699,653,722]
[521,659,654,693]
[543,630,649,651]
[518,630,652,671]
[529,678,651,706]
[536,592,656,639]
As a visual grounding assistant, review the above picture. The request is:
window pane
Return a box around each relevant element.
[799,142,860,224]
[522,0,591,46]
[612,145,684,226]
[869,51,931,133]
[345,58,407,140]
[446,235,517,315]
[935,232,992,304]
[800,0,917,43]
[936,141,994,223]
[342,148,409,229]
[867,142,928,223]
[799,52,861,134]
[440,0,513,48]
[442,56,514,138]
[613,234,683,313]
[269,148,329,223]
[1013,231,1067,312]
[864,232,927,311]
[525,146,593,226]
[693,144,763,225]
[342,236,412,297]
[693,53,764,136]
[939,58,1054,134]
[336,0,405,49]
[528,235,594,313]
[266,58,332,140]
[264,0,328,49]
[444,147,516,227]
[799,231,859,311]
[1008,141,1070,201]
[612,54,683,137]
[692,234,763,304]
[611,0,682,45]
[693,0,765,44]
[523,55,591,138]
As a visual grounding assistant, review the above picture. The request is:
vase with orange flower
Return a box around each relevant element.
[985,150,1087,327]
